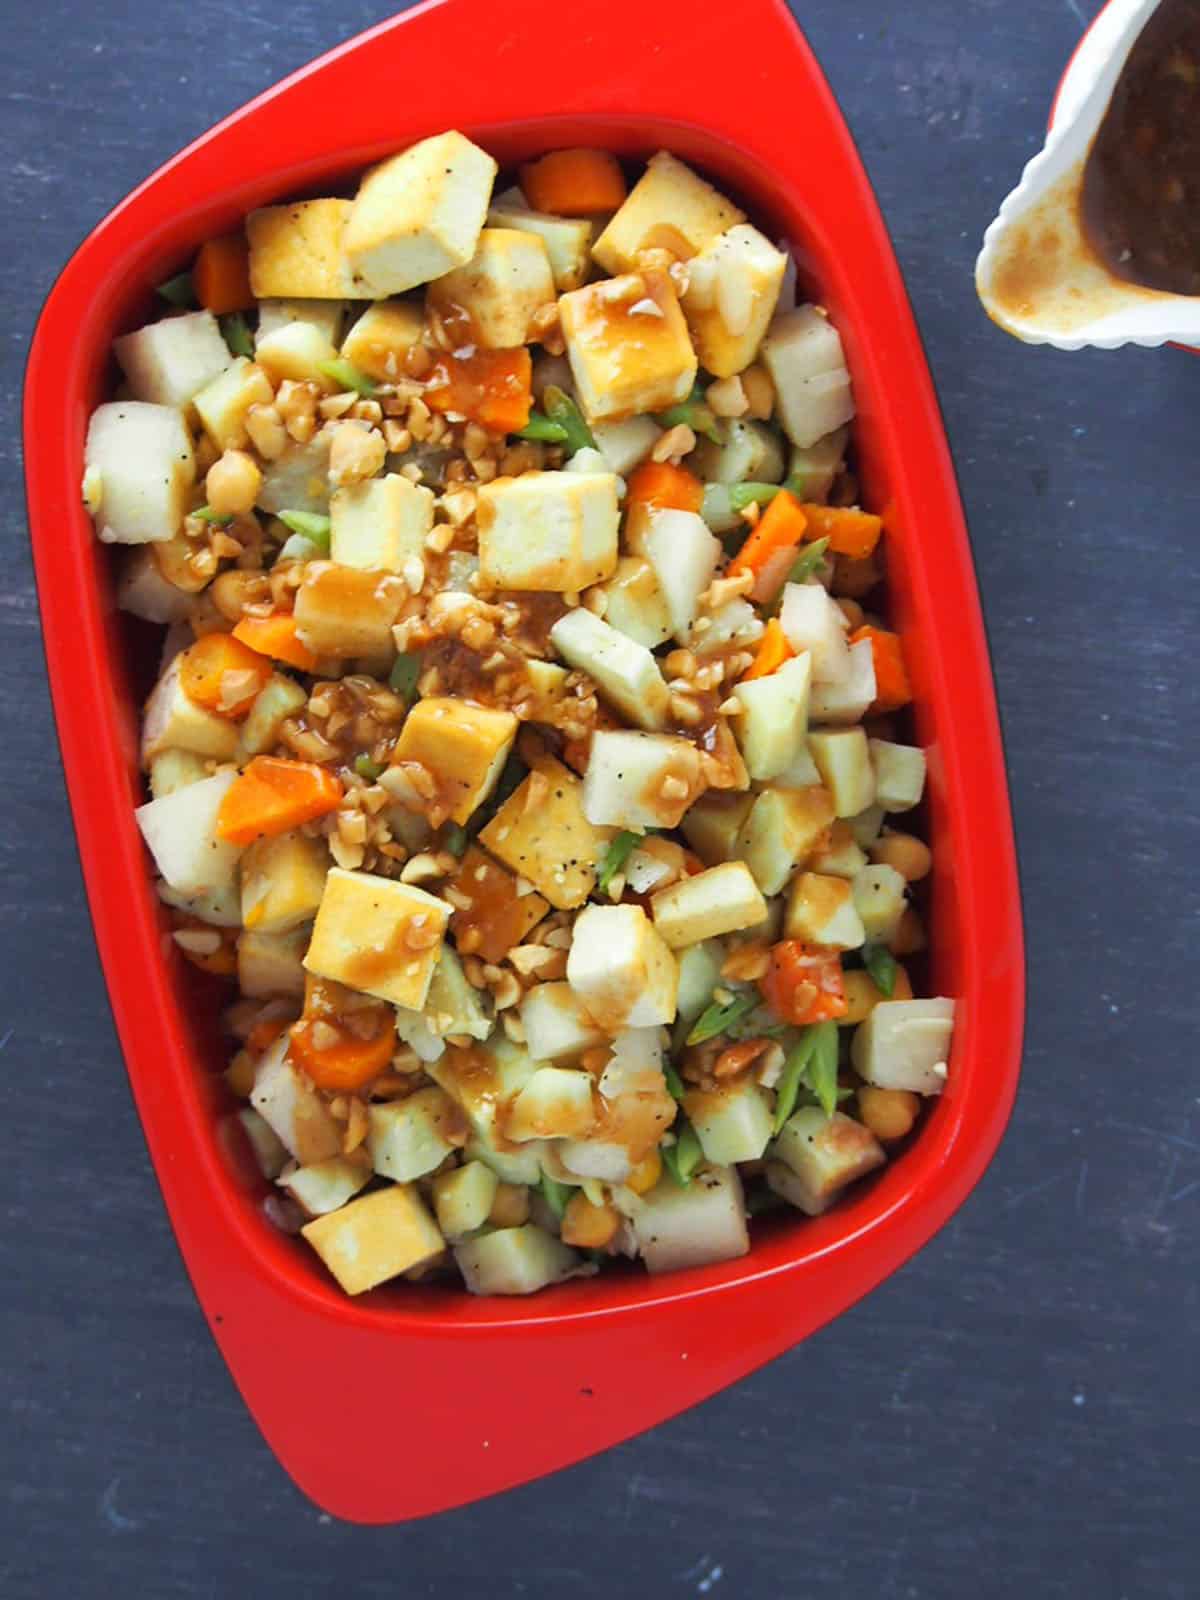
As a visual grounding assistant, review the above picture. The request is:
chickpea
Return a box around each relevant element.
[627,1150,663,1195]
[561,1192,620,1250]
[831,552,881,598]
[839,963,914,1025]
[488,1182,530,1228]
[740,362,775,420]
[858,1085,920,1143]
[206,449,262,517]
[871,831,932,882]
[890,907,927,956]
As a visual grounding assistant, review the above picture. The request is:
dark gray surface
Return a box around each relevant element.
[4,0,1198,1593]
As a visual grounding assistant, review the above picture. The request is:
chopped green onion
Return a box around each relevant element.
[686,991,757,1047]
[354,754,383,781]
[156,270,195,308]
[539,1172,573,1219]
[728,481,782,512]
[597,830,642,893]
[654,387,722,444]
[190,504,233,525]
[219,312,255,358]
[772,1028,818,1133]
[543,386,595,453]
[318,358,376,397]
[784,536,831,586]
[389,653,422,702]
[277,510,331,555]
[662,1123,704,1187]
[863,942,899,998]
[664,1061,687,1102]
[772,1020,841,1131]
[442,822,469,858]
[515,411,570,444]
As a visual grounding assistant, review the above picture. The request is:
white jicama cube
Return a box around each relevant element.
[431,1160,499,1241]
[487,199,595,291]
[330,473,435,572]
[160,878,242,931]
[367,1086,464,1182]
[735,785,835,896]
[342,131,498,296]
[304,868,450,1010]
[148,749,209,799]
[851,998,956,1095]
[632,1162,749,1274]
[237,1107,288,1180]
[808,820,868,879]
[810,638,877,724]
[597,1026,668,1099]
[683,224,787,377]
[429,1036,539,1145]
[135,768,242,898]
[302,1184,445,1296]
[599,557,673,648]
[870,739,927,811]
[254,320,340,390]
[466,1133,546,1188]
[479,756,613,909]
[192,357,275,452]
[505,1066,597,1141]
[389,696,517,825]
[784,872,866,949]
[767,1108,885,1215]
[559,269,697,421]
[592,151,745,275]
[675,941,724,1022]
[650,861,767,948]
[848,803,887,848]
[808,727,876,816]
[117,547,193,625]
[681,791,756,866]
[684,1078,775,1165]
[427,227,556,348]
[789,425,849,501]
[293,563,407,659]
[338,300,424,382]
[424,947,494,1043]
[641,509,721,640]
[690,417,785,485]
[278,1150,373,1217]
[567,904,678,1029]
[852,863,907,943]
[247,199,358,298]
[114,309,232,410]
[558,1139,633,1184]
[774,739,823,787]
[257,435,332,516]
[477,470,619,592]
[239,674,307,758]
[591,416,663,475]
[780,581,852,685]
[237,927,308,998]
[258,297,347,347]
[550,608,670,730]
[240,829,328,933]
[582,730,703,831]
[85,401,195,545]
[763,305,856,449]
[520,982,606,1061]
[250,1035,343,1166]
[455,1225,580,1296]
[731,653,812,780]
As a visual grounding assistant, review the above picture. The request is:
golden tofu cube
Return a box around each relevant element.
[428,227,556,348]
[477,470,619,592]
[592,150,745,275]
[343,130,498,296]
[330,474,434,573]
[247,199,357,299]
[240,828,329,933]
[487,202,594,291]
[340,300,425,382]
[650,861,768,949]
[390,698,518,825]
[559,269,697,422]
[683,224,788,378]
[293,562,408,661]
[301,1183,445,1295]
[192,357,274,452]
[480,756,615,910]
[445,845,549,964]
[304,867,450,1009]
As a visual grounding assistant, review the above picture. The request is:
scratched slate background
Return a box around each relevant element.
[4,0,1199,1593]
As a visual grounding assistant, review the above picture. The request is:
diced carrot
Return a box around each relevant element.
[519,149,627,217]
[425,346,532,434]
[850,624,912,712]
[760,941,847,1025]
[179,633,273,719]
[246,1015,293,1055]
[625,460,704,514]
[288,1011,397,1092]
[193,233,254,315]
[799,503,883,560]
[740,617,794,682]
[232,612,320,673]
[728,489,808,588]
[216,756,343,845]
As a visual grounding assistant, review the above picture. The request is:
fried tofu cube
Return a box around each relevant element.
[301,1183,445,1295]
[84,401,195,546]
[246,199,357,298]
[254,320,340,391]
[519,981,606,1060]
[237,927,308,998]
[809,727,876,817]
[592,150,745,275]
[192,357,275,452]
[250,1035,343,1165]
[566,903,678,1029]
[342,131,498,296]
[114,310,232,410]
[480,756,614,909]
[367,1086,466,1182]
[303,867,450,1009]
[330,474,434,573]
[445,845,549,964]
[240,828,329,933]
[256,297,347,346]
[389,697,517,825]
[477,470,619,592]
[427,227,555,348]
[559,269,696,422]
[140,653,240,765]
[549,608,670,730]
[650,861,768,949]
[487,200,594,291]
[683,224,787,377]
[339,300,425,383]
[783,871,867,950]
[581,730,704,831]
[293,563,407,660]
[735,784,835,896]
[680,791,755,867]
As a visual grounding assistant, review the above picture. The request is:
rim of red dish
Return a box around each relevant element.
[22,0,1024,1519]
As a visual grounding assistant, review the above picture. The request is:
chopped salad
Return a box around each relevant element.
[84,133,954,1298]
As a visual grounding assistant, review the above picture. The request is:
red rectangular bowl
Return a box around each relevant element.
[23,0,1024,1522]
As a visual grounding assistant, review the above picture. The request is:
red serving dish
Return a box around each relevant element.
[24,0,1024,1522]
